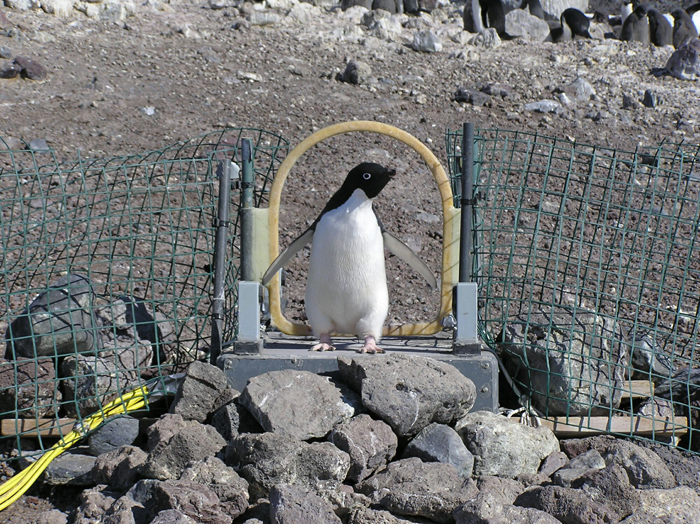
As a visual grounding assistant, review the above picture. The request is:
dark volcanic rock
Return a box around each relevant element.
[338,354,476,437]
[269,484,342,524]
[515,485,620,524]
[169,361,231,423]
[93,445,148,491]
[402,422,474,478]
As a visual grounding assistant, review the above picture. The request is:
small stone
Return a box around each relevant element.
[622,93,640,109]
[248,11,281,26]
[0,47,11,59]
[14,56,48,80]
[524,100,562,114]
[180,457,249,519]
[515,485,620,523]
[170,361,231,423]
[552,449,605,487]
[270,484,342,524]
[454,87,490,106]
[342,60,372,85]
[92,445,148,490]
[643,89,658,108]
[469,28,501,49]
[411,30,442,53]
[539,451,568,477]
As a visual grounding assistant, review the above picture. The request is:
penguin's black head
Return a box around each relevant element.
[342,162,396,199]
[634,4,648,16]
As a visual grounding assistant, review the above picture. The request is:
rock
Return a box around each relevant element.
[37,509,68,524]
[211,399,263,440]
[149,480,232,524]
[402,423,474,478]
[481,83,513,98]
[248,11,281,26]
[604,440,676,489]
[329,414,397,483]
[515,485,621,524]
[643,89,658,108]
[411,30,442,52]
[524,100,563,114]
[239,369,357,440]
[180,457,249,519]
[552,449,605,487]
[338,354,476,437]
[504,10,550,41]
[74,485,119,523]
[626,330,675,381]
[0,356,61,418]
[361,10,402,40]
[41,0,73,17]
[356,457,478,523]
[60,352,140,417]
[456,410,559,478]
[103,495,148,524]
[634,440,700,492]
[665,38,700,81]
[342,60,372,84]
[499,307,627,416]
[574,463,641,519]
[270,484,342,524]
[150,509,196,524]
[371,0,402,14]
[43,453,97,486]
[0,62,21,78]
[455,491,561,524]
[539,0,587,19]
[4,0,41,10]
[140,422,226,480]
[538,451,568,477]
[146,414,190,451]
[454,87,490,106]
[469,28,501,49]
[6,274,99,359]
[476,476,527,504]
[88,416,140,456]
[93,445,148,490]
[621,486,700,523]
[347,508,419,523]
[226,432,350,500]
[169,361,230,422]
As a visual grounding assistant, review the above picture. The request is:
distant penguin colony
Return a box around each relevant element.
[460,0,700,49]
[262,163,436,354]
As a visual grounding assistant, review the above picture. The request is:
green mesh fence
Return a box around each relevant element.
[447,127,700,451]
[0,129,287,457]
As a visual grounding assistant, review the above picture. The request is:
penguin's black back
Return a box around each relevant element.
[647,8,673,47]
[562,8,592,38]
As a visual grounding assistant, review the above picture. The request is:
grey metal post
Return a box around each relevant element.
[210,160,239,365]
[240,139,254,282]
[454,123,480,354]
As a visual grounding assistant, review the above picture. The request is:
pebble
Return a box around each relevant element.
[525,100,563,114]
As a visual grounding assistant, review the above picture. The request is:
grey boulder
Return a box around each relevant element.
[269,484,342,524]
[356,457,478,523]
[402,423,474,478]
[551,449,605,488]
[515,485,620,523]
[454,491,561,524]
[88,415,140,456]
[329,413,397,483]
[456,410,559,478]
[43,453,97,486]
[169,361,231,422]
[504,9,550,41]
[338,354,476,437]
[0,356,61,418]
[92,445,148,490]
[239,369,358,440]
[180,457,249,519]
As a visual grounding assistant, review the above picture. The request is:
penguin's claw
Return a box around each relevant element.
[310,342,336,352]
[358,337,384,354]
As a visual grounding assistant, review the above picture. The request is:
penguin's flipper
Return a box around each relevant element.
[382,231,438,289]
[261,228,314,285]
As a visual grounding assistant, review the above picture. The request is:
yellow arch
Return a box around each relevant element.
[266,120,459,336]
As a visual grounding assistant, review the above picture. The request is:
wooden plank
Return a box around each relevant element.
[1,418,75,438]
[539,415,688,438]
[624,380,654,399]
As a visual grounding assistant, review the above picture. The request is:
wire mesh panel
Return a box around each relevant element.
[0,129,287,456]
[447,128,700,451]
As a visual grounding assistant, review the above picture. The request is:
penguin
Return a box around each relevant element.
[261,163,437,354]
[647,8,673,46]
[672,8,699,49]
[551,8,593,42]
[525,0,544,20]
[470,0,506,36]
[687,3,700,33]
[620,4,650,44]
[620,0,634,24]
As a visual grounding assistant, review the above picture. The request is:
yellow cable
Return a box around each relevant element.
[0,384,151,512]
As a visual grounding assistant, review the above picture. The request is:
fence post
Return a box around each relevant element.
[454,123,480,354]
[210,160,239,365]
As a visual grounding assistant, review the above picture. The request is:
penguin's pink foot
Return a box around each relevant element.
[357,336,384,354]
[310,333,335,352]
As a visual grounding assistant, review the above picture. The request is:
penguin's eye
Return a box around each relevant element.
[363,173,371,180]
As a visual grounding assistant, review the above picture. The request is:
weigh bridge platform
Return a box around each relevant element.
[217,332,499,413]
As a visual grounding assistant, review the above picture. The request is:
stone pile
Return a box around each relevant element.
[15,355,700,524]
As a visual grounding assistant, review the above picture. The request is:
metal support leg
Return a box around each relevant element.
[233,281,263,354]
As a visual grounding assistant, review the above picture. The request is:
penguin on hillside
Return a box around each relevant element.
[551,8,593,42]
[261,163,437,354]
[647,8,673,46]
[672,8,699,48]
[620,4,650,44]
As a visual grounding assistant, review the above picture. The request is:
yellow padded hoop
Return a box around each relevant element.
[266,120,458,336]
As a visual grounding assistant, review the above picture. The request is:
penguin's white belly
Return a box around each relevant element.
[305,192,388,338]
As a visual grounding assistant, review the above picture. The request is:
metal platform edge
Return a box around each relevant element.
[217,345,499,413]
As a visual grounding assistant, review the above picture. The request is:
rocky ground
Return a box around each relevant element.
[2,0,700,326]
[2,0,700,521]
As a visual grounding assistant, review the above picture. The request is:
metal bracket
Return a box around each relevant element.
[453,282,480,355]
[234,281,263,354]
